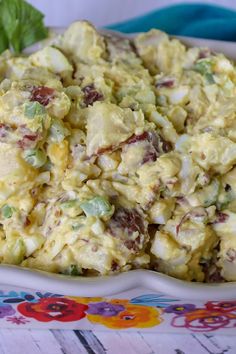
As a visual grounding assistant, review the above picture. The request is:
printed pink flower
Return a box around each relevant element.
[172,309,236,332]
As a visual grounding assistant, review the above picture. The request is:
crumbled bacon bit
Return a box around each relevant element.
[95,130,172,160]
[108,208,145,252]
[156,78,175,88]
[202,264,224,283]
[124,239,140,252]
[126,132,149,145]
[208,269,225,283]
[213,212,229,224]
[142,149,158,164]
[126,131,172,162]
[82,84,103,106]
[198,49,211,59]
[109,207,145,236]
[17,133,39,149]
[96,145,115,155]
[30,86,55,106]
[111,260,119,271]
[24,217,31,227]
[176,207,207,235]
[0,124,11,138]
[160,138,172,153]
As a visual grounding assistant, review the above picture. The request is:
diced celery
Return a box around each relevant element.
[49,119,70,143]
[80,196,112,217]
[1,204,14,218]
[23,148,47,168]
[24,101,46,119]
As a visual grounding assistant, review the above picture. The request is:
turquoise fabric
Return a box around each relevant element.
[106,3,236,41]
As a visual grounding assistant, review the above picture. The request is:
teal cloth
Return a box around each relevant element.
[106,3,236,41]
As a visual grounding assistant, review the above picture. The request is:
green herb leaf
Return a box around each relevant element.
[24,101,46,119]
[0,0,48,54]
[63,264,82,276]
[80,196,112,217]
[0,23,9,54]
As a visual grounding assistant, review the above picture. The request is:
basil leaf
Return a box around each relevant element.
[0,0,48,53]
[0,23,9,54]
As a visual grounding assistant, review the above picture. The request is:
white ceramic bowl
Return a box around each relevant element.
[1,265,236,300]
[4,28,236,300]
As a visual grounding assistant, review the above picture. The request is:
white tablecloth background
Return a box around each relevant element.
[29,0,236,27]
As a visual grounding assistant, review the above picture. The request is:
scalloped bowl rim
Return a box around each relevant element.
[3,27,236,300]
[1,265,236,300]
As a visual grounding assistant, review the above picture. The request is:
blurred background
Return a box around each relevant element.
[28,0,235,27]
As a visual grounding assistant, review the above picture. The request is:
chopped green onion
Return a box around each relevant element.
[193,60,212,76]
[24,101,46,119]
[23,148,47,168]
[80,196,112,217]
[204,73,215,84]
[69,265,82,276]
[63,265,82,276]
[1,204,14,218]
[49,119,70,142]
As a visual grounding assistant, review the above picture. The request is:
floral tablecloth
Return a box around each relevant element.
[0,285,234,334]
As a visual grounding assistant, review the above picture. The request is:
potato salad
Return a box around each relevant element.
[0,21,235,282]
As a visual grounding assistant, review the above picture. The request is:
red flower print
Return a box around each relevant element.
[205,301,236,313]
[17,297,88,322]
